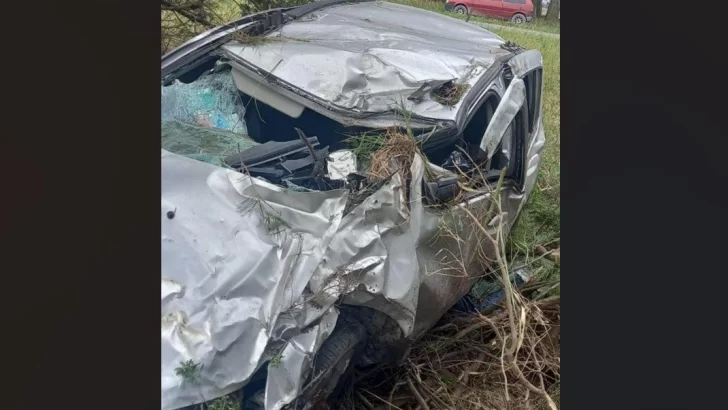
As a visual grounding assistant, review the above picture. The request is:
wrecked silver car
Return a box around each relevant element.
[161,1,546,409]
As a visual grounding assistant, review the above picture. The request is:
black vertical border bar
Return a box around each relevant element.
[4,0,161,408]
[566,0,728,409]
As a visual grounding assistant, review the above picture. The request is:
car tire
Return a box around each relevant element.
[453,5,468,15]
[511,13,527,23]
[289,319,367,409]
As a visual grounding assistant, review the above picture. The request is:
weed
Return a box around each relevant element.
[268,349,283,368]
[238,188,291,238]
[261,211,291,236]
[175,359,202,385]
[230,30,282,46]
[432,81,470,106]
[367,128,418,181]
[345,131,387,165]
[207,395,240,410]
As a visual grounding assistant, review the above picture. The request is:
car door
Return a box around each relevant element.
[503,0,527,19]
[474,0,505,19]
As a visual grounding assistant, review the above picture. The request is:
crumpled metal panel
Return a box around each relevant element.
[162,139,544,409]
[479,78,526,160]
[507,49,543,78]
[265,307,339,410]
[512,101,547,218]
[308,171,426,336]
[222,2,511,119]
[503,49,547,217]
[161,150,348,410]
[327,150,357,180]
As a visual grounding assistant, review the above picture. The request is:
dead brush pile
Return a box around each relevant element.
[367,128,419,183]
[339,157,560,409]
[341,293,560,410]
[345,126,421,213]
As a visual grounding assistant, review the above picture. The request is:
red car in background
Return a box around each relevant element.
[445,0,534,24]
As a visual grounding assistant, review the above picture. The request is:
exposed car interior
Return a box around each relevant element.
[161,55,538,205]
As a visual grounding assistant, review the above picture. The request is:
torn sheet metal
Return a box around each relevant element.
[161,150,348,410]
[222,2,511,120]
[161,103,546,410]
[161,149,437,409]
[308,171,424,336]
[327,150,357,180]
[507,49,544,78]
[479,77,526,160]
[162,133,545,409]
[477,49,542,162]
[506,49,547,216]
[265,307,339,410]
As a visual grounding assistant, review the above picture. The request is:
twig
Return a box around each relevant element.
[388,382,404,410]
[481,315,558,410]
[457,168,518,355]
[406,376,430,410]
[356,391,375,410]
[453,351,487,396]
[361,388,404,410]
[535,245,560,263]
[534,283,561,300]
[534,295,560,306]
[454,321,492,341]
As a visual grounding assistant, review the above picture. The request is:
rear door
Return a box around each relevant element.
[503,0,527,18]
[475,0,506,19]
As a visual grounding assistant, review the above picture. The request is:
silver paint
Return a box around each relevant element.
[222,2,511,120]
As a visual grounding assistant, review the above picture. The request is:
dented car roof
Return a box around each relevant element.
[222,1,511,119]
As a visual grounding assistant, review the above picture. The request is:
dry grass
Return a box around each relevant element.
[229,30,283,46]
[341,155,560,410]
[432,81,470,106]
[368,128,419,181]
[345,131,387,165]
[343,273,560,410]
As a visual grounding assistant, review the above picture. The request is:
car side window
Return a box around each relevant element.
[505,0,527,3]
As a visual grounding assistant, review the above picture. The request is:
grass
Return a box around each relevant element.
[389,0,560,34]
[431,81,470,106]
[268,349,283,368]
[345,131,387,164]
[175,359,240,409]
[229,31,283,46]
[207,395,240,410]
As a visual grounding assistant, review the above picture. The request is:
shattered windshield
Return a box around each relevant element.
[161,70,256,166]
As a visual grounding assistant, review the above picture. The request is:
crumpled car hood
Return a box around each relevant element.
[161,149,438,410]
